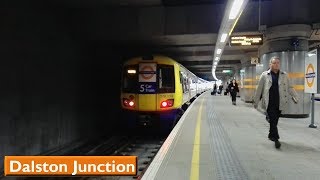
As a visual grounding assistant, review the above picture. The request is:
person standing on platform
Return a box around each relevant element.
[213,83,217,96]
[228,79,239,105]
[253,56,299,149]
[225,82,229,95]
[218,84,223,95]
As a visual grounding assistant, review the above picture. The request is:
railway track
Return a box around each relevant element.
[81,135,165,180]
[10,134,166,180]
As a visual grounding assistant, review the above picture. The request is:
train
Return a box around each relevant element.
[120,54,212,133]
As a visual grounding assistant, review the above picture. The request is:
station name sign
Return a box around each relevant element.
[230,35,263,46]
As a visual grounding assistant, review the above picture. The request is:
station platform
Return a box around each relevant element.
[141,91,320,180]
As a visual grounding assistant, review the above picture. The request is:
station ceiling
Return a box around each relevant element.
[58,0,320,81]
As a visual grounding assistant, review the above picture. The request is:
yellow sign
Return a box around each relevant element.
[230,35,263,46]
[4,156,137,176]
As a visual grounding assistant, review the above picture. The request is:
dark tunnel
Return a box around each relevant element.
[0,1,134,173]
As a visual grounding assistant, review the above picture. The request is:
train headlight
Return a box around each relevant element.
[128,101,134,107]
[161,101,168,107]
[160,99,174,108]
[123,98,135,107]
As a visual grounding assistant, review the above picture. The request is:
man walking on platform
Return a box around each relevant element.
[254,56,299,149]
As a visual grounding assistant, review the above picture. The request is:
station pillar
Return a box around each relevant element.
[258,24,312,118]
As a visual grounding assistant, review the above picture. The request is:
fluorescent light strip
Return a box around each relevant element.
[220,33,228,43]
[229,9,243,35]
[229,0,244,20]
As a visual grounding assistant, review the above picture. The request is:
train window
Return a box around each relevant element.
[180,71,185,93]
[183,76,189,93]
[122,65,138,93]
[158,65,174,93]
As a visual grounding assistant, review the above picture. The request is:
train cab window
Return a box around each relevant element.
[122,65,138,93]
[158,65,174,93]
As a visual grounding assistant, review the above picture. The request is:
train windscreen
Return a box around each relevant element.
[122,64,174,93]
[122,65,138,93]
[158,65,175,93]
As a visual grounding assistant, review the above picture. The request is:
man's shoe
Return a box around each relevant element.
[275,140,281,149]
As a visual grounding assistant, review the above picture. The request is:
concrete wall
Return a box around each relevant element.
[0,5,123,170]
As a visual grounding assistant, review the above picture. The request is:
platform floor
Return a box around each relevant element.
[142,91,320,180]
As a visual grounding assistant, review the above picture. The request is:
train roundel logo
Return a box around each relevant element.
[305,63,316,88]
[141,65,155,80]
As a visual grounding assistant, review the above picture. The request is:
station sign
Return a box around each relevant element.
[305,49,319,93]
[230,35,263,46]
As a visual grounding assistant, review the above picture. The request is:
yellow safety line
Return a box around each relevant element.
[190,98,203,180]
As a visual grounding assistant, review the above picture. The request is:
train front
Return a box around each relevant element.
[120,57,182,132]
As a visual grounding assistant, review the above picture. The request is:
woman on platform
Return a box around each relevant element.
[228,79,239,105]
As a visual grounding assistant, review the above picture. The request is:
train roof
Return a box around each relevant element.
[123,55,177,64]
[123,54,209,82]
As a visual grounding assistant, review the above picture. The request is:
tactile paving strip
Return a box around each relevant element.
[206,99,249,180]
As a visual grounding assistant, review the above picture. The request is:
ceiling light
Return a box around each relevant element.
[214,62,218,65]
[215,57,219,61]
[229,0,244,20]
[217,49,222,54]
[220,33,228,43]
